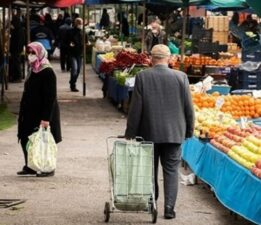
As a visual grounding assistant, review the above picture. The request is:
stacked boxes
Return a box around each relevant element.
[227,43,239,53]
[238,69,261,90]
[206,16,229,44]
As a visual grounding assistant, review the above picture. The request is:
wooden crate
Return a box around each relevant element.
[213,31,229,44]
[206,16,229,32]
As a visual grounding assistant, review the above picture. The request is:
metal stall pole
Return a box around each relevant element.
[119,4,123,45]
[134,3,138,35]
[141,1,146,52]
[25,0,30,79]
[26,0,30,44]
[5,4,12,89]
[2,7,8,91]
[82,4,86,96]
[1,7,5,101]
[87,5,90,26]
[131,3,134,36]
[180,6,188,71]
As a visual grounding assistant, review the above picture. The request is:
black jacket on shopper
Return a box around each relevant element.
[10,16,25,54]
[18,67,62,143]
[67,27,83,57]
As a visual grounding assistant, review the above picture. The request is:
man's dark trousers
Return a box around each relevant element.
[60,46,71,71]
[154,143,181,209]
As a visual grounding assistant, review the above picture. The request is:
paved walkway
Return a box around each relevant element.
[0,62,253,225]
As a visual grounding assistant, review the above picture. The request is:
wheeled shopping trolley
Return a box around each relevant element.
[104,136,157,223]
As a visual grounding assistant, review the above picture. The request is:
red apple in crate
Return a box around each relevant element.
[221,145,230,153]
[224,132,235,140]
[256,160,261,169]
[231,134,243,143]
[227,127,237,134]
[251,167,261,178]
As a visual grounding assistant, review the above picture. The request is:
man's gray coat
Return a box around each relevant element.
[125,64,195,143]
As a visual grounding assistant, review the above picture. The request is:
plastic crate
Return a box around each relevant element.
[238,81,261,90]
[218,44,228,52]
[231,89,254,95]
[207,85,231,95]
[238,70,261,82]
[198,42,219,55]
[242,51,261,62]
[192,27,213,42]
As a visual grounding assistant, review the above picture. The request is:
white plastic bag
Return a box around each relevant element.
[27,126,57,173]
[179,172,196,186]
[52,47,60,59]
[95,38,105,51]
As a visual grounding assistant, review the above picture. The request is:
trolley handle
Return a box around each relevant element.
[117,135,144,142]
[117,135,125,139]
[106,136,146,155]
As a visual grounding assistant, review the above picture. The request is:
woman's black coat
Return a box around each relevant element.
[18,67,62,143]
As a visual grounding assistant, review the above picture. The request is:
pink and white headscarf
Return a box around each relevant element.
[27,42,52,73]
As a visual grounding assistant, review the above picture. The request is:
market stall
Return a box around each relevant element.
[182,136,261,225]
[181,89,261,224]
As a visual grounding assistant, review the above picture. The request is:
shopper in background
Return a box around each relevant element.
[58,17,72,72]
[117,12,129,37]
[67,17,84,92]
[145,21,166,54]
[31,15,55,59]
[229,12,242,47]
[17,42,61,177]
[55,14,64,31]
[125,44,195,219]
[100,8,110,29]
[240,14,259,34]
[9,15,25,82]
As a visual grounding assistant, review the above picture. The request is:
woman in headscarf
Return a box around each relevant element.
[17,42,62,177]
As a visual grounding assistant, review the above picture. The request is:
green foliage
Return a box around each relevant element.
[0,104,16,130]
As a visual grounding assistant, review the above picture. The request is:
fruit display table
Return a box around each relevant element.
[91,47,106,73]
[107,76,130,104]
[182,137,261,225]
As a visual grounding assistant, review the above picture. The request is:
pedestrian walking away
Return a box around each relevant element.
[57,17,72,72]
[67,17,85,92]
[100,8,110,29]
[17,41,62,177]
[125,44,195,219]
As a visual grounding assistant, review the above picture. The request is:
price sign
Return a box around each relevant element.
[215,97,225,110]
[240,117,248,129]
[253,90,261,98]
[202,76,213,91]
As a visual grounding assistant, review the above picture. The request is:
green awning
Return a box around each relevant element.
[210,0,247,8]
[246,0,261,17]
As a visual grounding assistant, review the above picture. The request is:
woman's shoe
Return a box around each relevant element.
[17,166,36,175]
[36,171,55,177]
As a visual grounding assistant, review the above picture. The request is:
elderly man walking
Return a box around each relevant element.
[125,44,195,219]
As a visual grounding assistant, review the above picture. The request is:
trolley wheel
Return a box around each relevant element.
[104,202,110,222]
[151,206,157,223]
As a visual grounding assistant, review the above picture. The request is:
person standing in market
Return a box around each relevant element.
[66,17,84,92]
[100,9,110,30]
[17,42,61,177]
[9,15,25,82]
[57,17,72,72]
[145,21,166,54]
[30,15,55,59]
[125,44,195,219]
[117,12,129,38]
